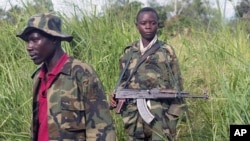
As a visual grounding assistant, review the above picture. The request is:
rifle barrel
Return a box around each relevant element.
[115,88,208,99]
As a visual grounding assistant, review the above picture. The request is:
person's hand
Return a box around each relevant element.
[109,93,117,108]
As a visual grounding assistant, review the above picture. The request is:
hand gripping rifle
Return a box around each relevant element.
[115,88,208,124]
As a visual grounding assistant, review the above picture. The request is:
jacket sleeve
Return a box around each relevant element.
[164,45,187,130]
[117,46,134,90]
[79,64,116,141]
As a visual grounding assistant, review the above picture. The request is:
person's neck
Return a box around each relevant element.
[141,39,151,47]
[140,35,157,48]
[44,48,65,73]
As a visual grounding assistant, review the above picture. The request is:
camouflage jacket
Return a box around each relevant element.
[118,40,186,119]
[31,57,116,141]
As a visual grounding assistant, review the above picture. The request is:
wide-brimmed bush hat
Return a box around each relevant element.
[16,13,73,42]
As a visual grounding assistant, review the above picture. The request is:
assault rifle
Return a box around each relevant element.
[114,88,208,124]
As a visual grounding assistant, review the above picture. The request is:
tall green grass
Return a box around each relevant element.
[170,22,250,141]
[1,1,250,141]
[0,19,34,140]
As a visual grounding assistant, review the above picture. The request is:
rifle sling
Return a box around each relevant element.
[113,51,133,91]
[124,41,161,88]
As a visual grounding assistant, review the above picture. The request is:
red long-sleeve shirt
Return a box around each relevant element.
[37,53,68,141]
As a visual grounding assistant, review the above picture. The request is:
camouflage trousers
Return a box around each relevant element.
[121,100,176,141]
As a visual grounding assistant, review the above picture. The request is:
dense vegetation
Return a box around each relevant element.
[0,0,250,140]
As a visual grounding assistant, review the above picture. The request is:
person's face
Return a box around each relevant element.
[136,11,158,41]
[26,30,56,65]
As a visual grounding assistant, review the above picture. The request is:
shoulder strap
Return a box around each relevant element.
[123,41,162,88]
[113,51,134,91]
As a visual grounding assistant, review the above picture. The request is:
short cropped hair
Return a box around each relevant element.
[136,7,159,22]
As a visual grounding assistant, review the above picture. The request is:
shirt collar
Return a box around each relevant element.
[39,53,69,78]
[139,35,158,55]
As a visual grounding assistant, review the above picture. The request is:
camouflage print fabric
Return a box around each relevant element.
[118,40,187,141]
[16,13,73,42]
[31,57,116,141]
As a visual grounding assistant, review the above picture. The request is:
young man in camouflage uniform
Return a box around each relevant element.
[110,7,187,141]
[17,13,116,141]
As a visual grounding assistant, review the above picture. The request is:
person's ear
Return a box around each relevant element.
[52,37,61,44]
[52,38,57,44]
